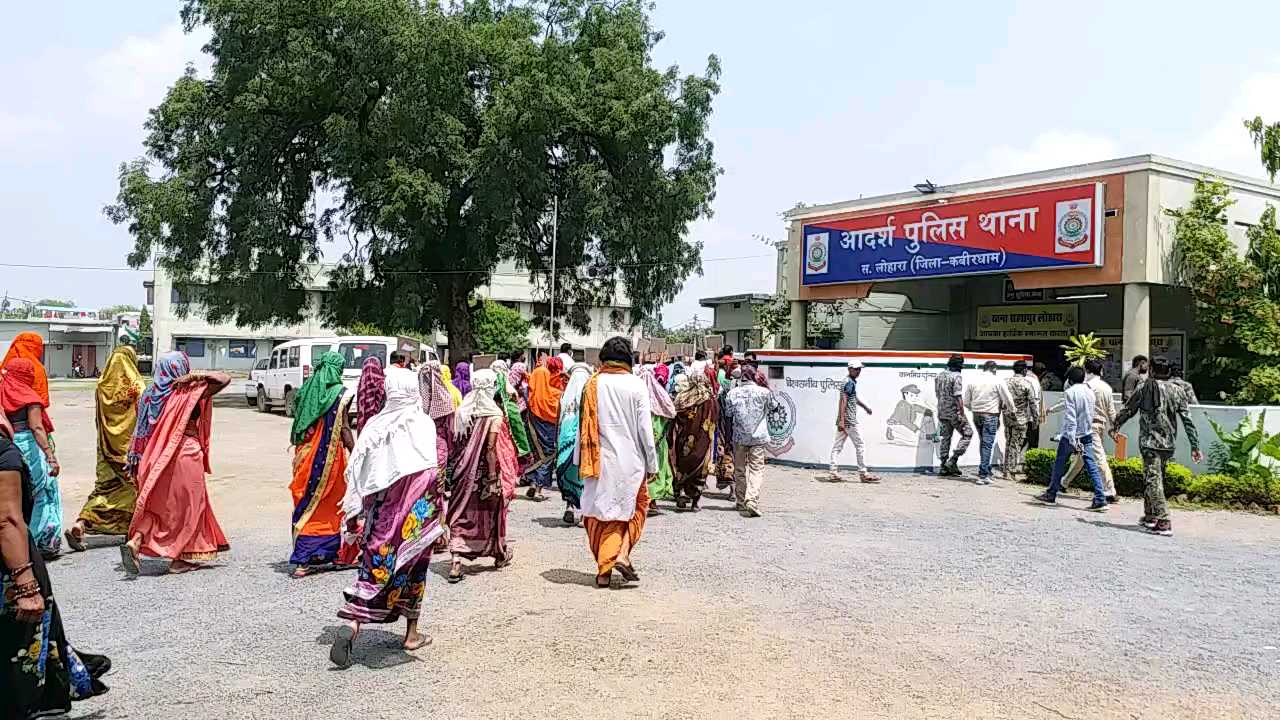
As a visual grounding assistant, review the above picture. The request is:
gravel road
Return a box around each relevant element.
[38,384,1280,719]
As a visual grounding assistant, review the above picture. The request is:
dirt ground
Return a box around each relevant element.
[37,382,1280,719]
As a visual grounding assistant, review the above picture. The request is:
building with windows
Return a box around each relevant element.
[0,318,117,377]
[145,260,640,370]
[778,154,1280,386]
[697,293,770,351]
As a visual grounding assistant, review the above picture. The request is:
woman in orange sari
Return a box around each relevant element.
[119,352,231,575]
[288,351,354,577]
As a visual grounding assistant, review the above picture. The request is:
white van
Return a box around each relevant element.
[254,336,439,415]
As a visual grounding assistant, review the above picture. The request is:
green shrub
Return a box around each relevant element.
[1184,471,1280,506]
[1018,449,1191,497]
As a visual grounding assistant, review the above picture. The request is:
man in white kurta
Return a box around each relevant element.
[578,338,658,586]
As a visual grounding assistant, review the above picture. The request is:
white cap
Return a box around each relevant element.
[847,359,864,369]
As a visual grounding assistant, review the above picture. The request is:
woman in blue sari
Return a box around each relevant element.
[555,363,593,526]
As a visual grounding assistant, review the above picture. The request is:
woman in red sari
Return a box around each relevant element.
[119,352,231,575]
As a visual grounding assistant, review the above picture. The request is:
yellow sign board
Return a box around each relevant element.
[976,303,1078,341]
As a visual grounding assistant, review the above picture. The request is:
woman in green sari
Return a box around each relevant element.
[640,365,676,506]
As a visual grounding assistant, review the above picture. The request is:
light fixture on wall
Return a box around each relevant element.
[1055,293,1108,301]
[913,179,939,194]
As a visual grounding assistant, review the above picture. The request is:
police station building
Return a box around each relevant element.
[779,154,1280,387]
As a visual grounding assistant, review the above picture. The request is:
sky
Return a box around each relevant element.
[4,1,1280,326]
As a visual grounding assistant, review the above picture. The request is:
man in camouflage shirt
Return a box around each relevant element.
[1002,360,1038,482]
[1169,365,1199,406]
[934,354,971,476]
[1112,357,1203,537]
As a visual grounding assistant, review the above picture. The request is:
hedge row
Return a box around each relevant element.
[1022,449,1280,509]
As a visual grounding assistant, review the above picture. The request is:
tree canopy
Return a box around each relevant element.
[36,298,75,308]
[107,0,722,357]
[473,299,531,356]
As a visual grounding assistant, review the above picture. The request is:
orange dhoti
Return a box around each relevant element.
[584,483,650,576]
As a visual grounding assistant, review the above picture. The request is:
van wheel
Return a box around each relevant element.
[257,387,270,413]
[283,388,296,418]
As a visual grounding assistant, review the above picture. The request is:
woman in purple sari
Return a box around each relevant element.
[451,362,472,397]
[330,366,443,669]
[445,369,519,583]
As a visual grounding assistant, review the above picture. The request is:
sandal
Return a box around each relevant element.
[290,565,313,579]
[119,543,140,576]
[494,547,514,569]
[860,473,882,484]
[65,526,87,553]
[562,509,576,526]
[447,563,464,584]
[330,625,356,669]
[595,572,612,589]
[615,563,640,583]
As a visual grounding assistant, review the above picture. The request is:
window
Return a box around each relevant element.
[256,359,270,371]
[228,340,257,359]
[288,346,301,368]
[732,302,741,309]
[269,351,279,370]
[144,283,154,305]
[176,337,205,358]
[338,342,387,369]
[310,344,332,368]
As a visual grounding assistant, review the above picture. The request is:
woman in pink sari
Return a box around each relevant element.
[119,352,231,575]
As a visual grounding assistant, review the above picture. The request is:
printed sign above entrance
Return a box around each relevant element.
[976,303,1079,341]
[801,183,1105,286]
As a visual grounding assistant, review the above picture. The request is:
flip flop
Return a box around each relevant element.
[562,509,575,526]
[595,572,612,589]
[330,626,355,669]
[447,565,464,584]
[615,563,640,583]
[65,528,87,553]
[119,544,139,576]
[495,547,514,569]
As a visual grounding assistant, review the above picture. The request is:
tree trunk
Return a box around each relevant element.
[442,283,477,362]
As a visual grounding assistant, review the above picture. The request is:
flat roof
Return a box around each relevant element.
[784,154,1280,222]
[0,317,114,326]
[699,293,773,307]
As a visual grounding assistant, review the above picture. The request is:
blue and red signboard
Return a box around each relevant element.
[801,183,1105,286]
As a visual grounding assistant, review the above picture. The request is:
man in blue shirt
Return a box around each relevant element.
[1035,365,1108,511]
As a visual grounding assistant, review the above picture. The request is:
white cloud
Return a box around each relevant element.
[86,24,211,120]
[0,110,55,150]
[1181,70,1280,180]
[960,130,1121,182]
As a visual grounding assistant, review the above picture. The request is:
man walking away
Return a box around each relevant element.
[557,343,575,373]
[963,360,1013,485]
[934,354,972,477]
[724,366,782,517]
[1121,355,1148,403]
[1058,358,1118,502]
[1026,362,1046,449]
[1002,360,1037,482]
[828,360,880,483]
[1169,365,1199,405]
[1035,366,1108,511]
[1112,358,1203,537]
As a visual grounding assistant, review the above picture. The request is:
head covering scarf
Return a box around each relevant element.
[342,366,438,518]
[356,356,386,433]
[452,362,472,396]
[654,363,670,388]
[675,369,714,411]
[290,351,346,445]
[528,358,567,422]
[1,332,49,405]
[456,368,503,436]
[96,345,144,461]
[0,357,47,416]
[440,364,463,408]
[508,361,530,411]
[738,365,758,387]
[418,363,455,419]
[666,362,685,394]
[127,350,190,473]
[559,363,594,418]
[641,365,676,419]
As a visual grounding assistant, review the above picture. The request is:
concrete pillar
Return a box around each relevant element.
[1123,283,1150,364]
[789,300,808,349]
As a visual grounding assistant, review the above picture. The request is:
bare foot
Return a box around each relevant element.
[168,559,202,574]
[402,633,432,651]
[65,523,87,552]
[120,538,141,575]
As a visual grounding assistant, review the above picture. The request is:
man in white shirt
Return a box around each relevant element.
[963,360,1014,485]
[580,337,658,588]
[1036,366,1108,510]
[557,343,575,375]
[1058,358,1118,502]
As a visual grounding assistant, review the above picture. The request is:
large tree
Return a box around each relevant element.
[106,0,721,357]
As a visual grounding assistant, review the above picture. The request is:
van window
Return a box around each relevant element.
[310,344,332,367]
[269,352,279,370]
[338,342,388,370]
[288,346,301,368]
[257,359,270,371]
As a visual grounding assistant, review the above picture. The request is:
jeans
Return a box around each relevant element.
[1062,426,1116,497]
[973,412,1000,478]
[1046,434,1106,505]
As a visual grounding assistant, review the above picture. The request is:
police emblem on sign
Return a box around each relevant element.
[766,390,797,457]
[1054,199,1092,254]
[805,232,829,275]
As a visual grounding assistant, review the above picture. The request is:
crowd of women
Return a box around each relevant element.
[2,333,235,717]
[1,330,762,712]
